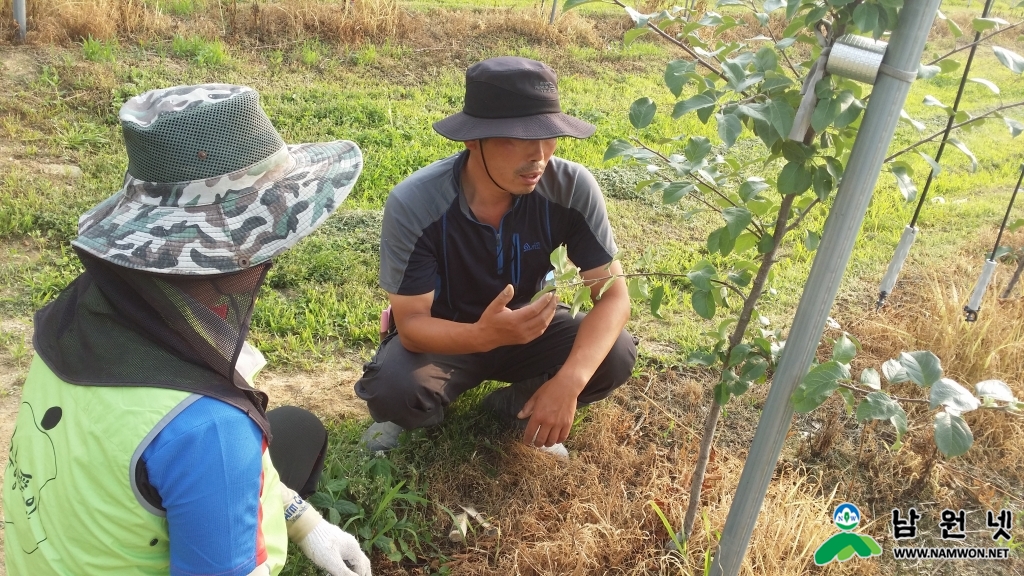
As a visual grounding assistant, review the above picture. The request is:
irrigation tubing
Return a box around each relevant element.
[964,164,1024,321]
[876,0,997,310]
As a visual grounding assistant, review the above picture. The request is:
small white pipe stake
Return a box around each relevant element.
[14,0,27,41]
[877,225,917,309]
[964,259,997,322]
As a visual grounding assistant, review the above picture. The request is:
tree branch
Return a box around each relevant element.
[784,197,821,234]
[885,100,1024,162]
[608,0,727,82]
[836,382,931,405]
[711,278,747,300]
[925,21,1024,66]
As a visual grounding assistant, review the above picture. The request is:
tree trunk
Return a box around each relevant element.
[678,194,797,541]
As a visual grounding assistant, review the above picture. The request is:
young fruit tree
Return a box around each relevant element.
[558,0,1024,545]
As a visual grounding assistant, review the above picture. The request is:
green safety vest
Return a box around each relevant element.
[3,356,288,575]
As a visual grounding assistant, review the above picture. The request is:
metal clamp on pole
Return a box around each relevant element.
[964,260,997,322]
[790,34,890,142]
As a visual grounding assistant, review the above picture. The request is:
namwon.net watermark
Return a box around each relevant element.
[814,503,1016,566]
[892,546,1011,560]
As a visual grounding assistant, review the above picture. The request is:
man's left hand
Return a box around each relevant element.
[517,376,579,447]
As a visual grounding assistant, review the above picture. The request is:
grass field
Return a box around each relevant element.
[2,0,1024,574]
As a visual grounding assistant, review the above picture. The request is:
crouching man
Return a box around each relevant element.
[356,57,637,456]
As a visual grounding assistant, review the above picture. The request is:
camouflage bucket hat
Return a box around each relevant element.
[72,84,363,275]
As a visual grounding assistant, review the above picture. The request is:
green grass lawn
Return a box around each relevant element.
[2,2,1023,573]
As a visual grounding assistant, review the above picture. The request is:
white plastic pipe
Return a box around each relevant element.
[877,225,917,307]
[964,259,997,321]
[14,0,27,41]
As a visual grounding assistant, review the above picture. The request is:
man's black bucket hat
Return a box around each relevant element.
[433,56,596,141]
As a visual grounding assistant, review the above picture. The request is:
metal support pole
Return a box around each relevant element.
[548,0,558,25]
[14,0,27,42]
[708,0,943,573]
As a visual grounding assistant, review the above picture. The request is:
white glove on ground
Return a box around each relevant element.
[281,485,372,576]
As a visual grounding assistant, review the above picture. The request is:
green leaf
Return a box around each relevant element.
[792,360,849,412]
[763,0,786,12]
[673,91,717,119]
[882,358,910,383]
[629,97,657,129]
[781,141,812,163]
[570,283,592,317]
[757,232,775,254]
[930,378,981,414]
[685,136,712,163]
[333,499,361,515]
[624,27,650,46]
[833,97,863,129]
[972,17,1009,32]
[1006,117,1024,138]
[663,181,694,204]
[917,151,941,177]
[753,46,779,73]
[889,407,908,450]
[923,95,954,116]
[740,357,768,382]
[946,17,963,38]
[738,177,769,201]
[665,59,697,98]
[688,349,717,366]
[832,334,857,364]
[692,289,716,319]
[933,411,973,457]
[604,139,636,162]
[687,260,717,291]
[860,368,881,390]
[917,63,941,80]
[993,46,1024,74]
[627,277,650,299]
[947,138,978,172]
[650,284,666,318]
[717,113,743,148]
[900,109,926,132]
[975,380,1015,402]
[328,507,342,525]
[891,165,917,202]
[938,59,961,74]
[811,95,841,133]
[852,2,879,35]
[856,391,901,421]
[812,165,834,201]
[308,492,336,509]
[728,343,751,367]
[708,226,735,255]
[899,350,942,387]
[722,206,752,238]
[757,99,795,138]
[804,230,820,251]
[732,232,758,255]
[969,77,1000,95]
[778,161,812,195]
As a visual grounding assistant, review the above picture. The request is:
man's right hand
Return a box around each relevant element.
[476,284,557,347]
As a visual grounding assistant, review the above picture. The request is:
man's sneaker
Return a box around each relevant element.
[479,374,548,429]
[360,421,404,452]
[535,443,569,459]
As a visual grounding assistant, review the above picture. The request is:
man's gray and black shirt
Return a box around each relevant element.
[380,151,617,323]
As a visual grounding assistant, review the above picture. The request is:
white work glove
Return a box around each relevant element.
[281,485,372,576]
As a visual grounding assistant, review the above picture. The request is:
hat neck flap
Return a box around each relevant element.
[33,250,272,438]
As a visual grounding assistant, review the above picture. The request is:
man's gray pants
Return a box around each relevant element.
[353,307,638,430]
